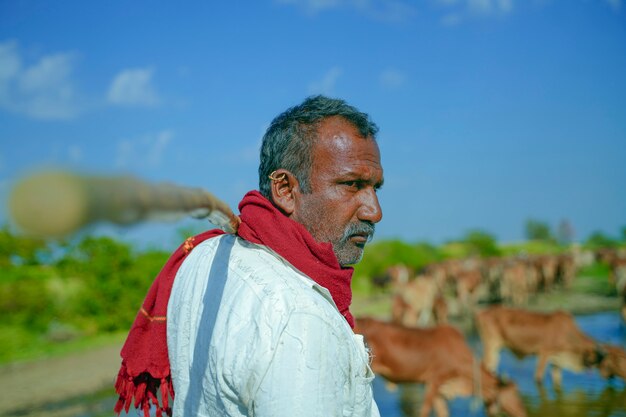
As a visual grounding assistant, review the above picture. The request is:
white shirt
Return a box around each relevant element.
[167,234,380,417]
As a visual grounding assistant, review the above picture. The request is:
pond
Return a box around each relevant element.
[373,311,626,417]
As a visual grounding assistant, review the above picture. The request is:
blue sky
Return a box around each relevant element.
[1,0,625,249]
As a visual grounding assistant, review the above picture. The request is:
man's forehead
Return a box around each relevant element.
[314,133,379,161]
[316,116,368,139]
[312,121,382,178]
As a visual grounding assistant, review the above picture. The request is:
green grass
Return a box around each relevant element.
[577,262,611,279]
[500,240,563,256]
[351,292,392,319]
[573,262,614,296]
[0,329,126,366]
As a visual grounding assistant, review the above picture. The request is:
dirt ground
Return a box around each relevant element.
[0,343,122,417]
[1,290,622,417]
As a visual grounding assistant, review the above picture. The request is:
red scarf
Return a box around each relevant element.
[114,190,354,417]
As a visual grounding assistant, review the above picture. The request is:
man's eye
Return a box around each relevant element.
[344,181,361,189]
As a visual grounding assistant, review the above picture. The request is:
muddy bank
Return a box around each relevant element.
[0,343,122,417]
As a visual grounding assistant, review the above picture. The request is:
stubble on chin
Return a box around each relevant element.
[333,222,375,266]
[334,245,364,267]
[296,202,374,266]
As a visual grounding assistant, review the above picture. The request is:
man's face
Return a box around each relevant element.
[291,116,384,266]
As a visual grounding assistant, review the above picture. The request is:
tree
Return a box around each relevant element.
[462,229,501,258]
[0,225,49,267]
[524,219,553,241]
[585,231,617,249]
[556,219,575,245]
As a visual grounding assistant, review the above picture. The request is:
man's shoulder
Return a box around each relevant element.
[191,233,308,284]
[182,234,339,321]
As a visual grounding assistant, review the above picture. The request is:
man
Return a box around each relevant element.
[115,95,384,416]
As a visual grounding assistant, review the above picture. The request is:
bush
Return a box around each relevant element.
[352,239,442,293]
[585,231,619,249]
[0,228,170,363]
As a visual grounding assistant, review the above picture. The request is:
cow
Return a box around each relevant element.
[387,264,413,286]
[475,306,626,388]
[355,317,527,417]
[482,257,506,302]
[452,269,484,314]
[554,253,576,288]
[391,291,448,328]
[597,344,626,381]
[391,274,445,327]
[611,258,626,321]
[500,261,530,306]
[533,255,558,292]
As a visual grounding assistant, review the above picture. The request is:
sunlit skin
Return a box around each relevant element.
[290,116,384,266]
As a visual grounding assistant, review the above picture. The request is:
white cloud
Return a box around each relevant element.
[498,0,514,13]
[276,0,341,14]
[435,0,514,23]
[147,130,173,165]
[605,0,621,10]
[0,41,20,82]
[380,68,407,89]
[359,0,418,22]
[116,130,174,169]
[281,0,617,24]
[466,0,514,14]
[308,67,342,95]
[468,0,493,14]
[276,0,417,21]
[107,68,161,107]
[0,40,81,120]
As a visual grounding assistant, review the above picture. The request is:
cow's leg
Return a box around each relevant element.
[550,365,562,390]
[476,312,502,372]
[419,382,440,417]
[482,341,501,372]
[407,307,419,327]
[458,284,469,313]
[419,305,433,326]
[433,395,449,417]
[385,381,398,392]
[535,352,549,384]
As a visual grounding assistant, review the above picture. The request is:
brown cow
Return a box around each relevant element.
[500,261,529,306]
[613,259,626,322]
[387,264,413,286]
[598,344,626,381]
[475,306,625,388]
[391,274,445,327]
[355,317,527,417]
[453,269,484,314]
[533,255,558,292]
[554,253,576,288]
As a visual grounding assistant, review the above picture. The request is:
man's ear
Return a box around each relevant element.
[269,169,298,216]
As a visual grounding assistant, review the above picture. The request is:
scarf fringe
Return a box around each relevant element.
[114,364,174,417]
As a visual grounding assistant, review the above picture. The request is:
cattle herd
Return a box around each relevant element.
[359,247,626,417]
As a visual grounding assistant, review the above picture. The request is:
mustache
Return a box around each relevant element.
[341,221,376,243]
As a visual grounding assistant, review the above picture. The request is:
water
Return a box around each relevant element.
[13,312,626,417]
[374,311,626,417]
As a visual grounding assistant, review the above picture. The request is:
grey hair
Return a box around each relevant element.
[258,95,379,199]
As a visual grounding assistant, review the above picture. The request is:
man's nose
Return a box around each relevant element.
[357,188,383,224]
